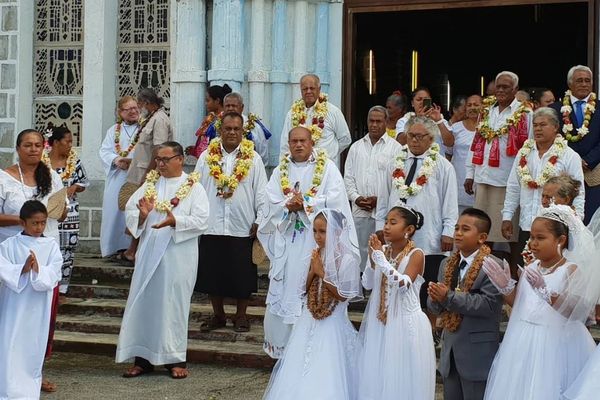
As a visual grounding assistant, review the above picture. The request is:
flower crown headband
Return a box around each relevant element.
[537,203,583,234]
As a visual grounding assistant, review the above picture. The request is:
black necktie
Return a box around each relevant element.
[459,260,468,271]
[405,158,419,186]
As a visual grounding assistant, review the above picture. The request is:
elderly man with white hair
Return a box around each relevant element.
[465,71,532,260]
[344,105,401,269]
[376,115,458,334]
[550,65,600,224]
[280,74,352,167]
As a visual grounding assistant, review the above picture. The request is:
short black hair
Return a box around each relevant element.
[19,200,48,220]
[158,141,184,156]
[221,111,244,126]
[460,207,492,234]
[388,206,424,238]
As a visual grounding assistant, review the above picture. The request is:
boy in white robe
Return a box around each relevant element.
[0,200,63,400]
[117,142,209,379]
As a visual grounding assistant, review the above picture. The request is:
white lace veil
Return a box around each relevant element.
[587,207,600,243]
[318,209,363,302]
[538,204,600,325]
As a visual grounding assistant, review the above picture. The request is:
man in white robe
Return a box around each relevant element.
[279,74,351,167]
[98,96,140,257]
[258,126,356,358]
[344,105,401,270]
[0,203,63,400]
[194,112,267,332]
[117,141,209,379]
[222,92,271,165]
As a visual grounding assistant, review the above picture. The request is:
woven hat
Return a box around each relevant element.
[252,238,269,266]
[47,187,68,219]
[584,164,600,187]
[118,182,140,211]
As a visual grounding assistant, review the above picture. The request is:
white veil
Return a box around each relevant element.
[318,209,363,302]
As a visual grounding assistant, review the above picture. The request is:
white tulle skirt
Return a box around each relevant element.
[263,301,359,400]
[484,319,595,400]
[563,343,600,400]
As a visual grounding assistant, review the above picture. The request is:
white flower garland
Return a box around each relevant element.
[516,136,567,189]
[392,143,440,199]
[560,90,596,142]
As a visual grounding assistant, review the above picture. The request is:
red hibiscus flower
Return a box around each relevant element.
[318,123,324,129]
[299,117,306,124]
[393,169,405,178]
[416,175,428,185]
[548,155,558,164]
[519,157,527,167]
[527,181,538,189]
[283,188,291,195]
[170,197,180,207]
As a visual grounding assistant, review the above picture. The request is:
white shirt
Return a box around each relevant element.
[502,143,585,231]
[344,133,401,218]
[280,101,351,167]
[465,98,533,187]
[395,112,415,134]
[449,121,476,207]
[195,144,267,237]
[376,146,459,255]
[459,250,479,281]
[243,114,269,166]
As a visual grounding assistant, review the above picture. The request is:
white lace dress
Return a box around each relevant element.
[484,261,595,400]
[263,293,359,400]
[357,246,436,400]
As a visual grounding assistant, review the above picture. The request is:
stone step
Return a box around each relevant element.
[59,297,366,329]
[52,331,275,369]
[56,314,266,344]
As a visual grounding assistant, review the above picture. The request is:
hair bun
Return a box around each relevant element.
[413,210,424,230]
[223,84,232,94]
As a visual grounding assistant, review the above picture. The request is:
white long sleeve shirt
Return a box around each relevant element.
[376,146,459,255]
[243,114,269,166]
[465,98,533,187]
[344,133,401,219]
[448,121,476,207]
[280,101,351,167]
[502,143,585,231]
[195,143,267,237]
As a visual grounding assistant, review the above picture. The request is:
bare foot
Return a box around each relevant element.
[170,367,189,379]
[41,378,57,392]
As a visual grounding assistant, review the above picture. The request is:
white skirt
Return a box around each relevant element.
[263,302,359,400]
[563,343,600,400]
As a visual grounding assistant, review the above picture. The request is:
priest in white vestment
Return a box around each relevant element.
[258,126,357,358]
[279,74,351,167]
[99,96,140,257]
[376,116,458,331]
[194,112,267,333]
[116,142,209,379]
[344,105,401,270]
[0,200,63,400]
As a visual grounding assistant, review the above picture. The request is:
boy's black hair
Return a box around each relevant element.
[19,200,48,220]
[460,207,492,234]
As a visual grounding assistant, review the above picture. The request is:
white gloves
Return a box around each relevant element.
[372,250,412,289]
[482,257,516,295]
[525,266,553,303]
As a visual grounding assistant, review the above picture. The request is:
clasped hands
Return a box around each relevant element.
[285,193,304,212]
[427,281,449,303]
[356,196,377,212]
[21,250,39,275]
[310,249,325,279]
[114,157,132,171]
[137,197,176,229]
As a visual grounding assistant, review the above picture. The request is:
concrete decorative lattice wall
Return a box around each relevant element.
[0,1,18,167]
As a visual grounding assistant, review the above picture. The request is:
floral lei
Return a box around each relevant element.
[517,136,567,189]
[477,96,531,142]
[560,90,596,142]
[279,149,327,215]
[392,143,440,199]
[214,113,262,138]
[307,270,338,320]
[377,241,415,325]
[42,149,77,182]
[291,93,328,144]
[206,137,254,198]
[114,119,146,157]
[143,170,200,213]
[441,245,491,332]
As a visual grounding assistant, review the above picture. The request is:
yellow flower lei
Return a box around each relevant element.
[290,93,328,144]
[143,170,201,213]
[477,96,531,143]
[560,90,596,142]
[114,120,143,157]
[279,149,327,215]
[206,137,254,197]
[42,149,77,182]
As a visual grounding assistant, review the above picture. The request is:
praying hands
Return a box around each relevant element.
[286,193,304,212]
[427,281,449,303]
[310,249,325,279]
[152,209,176,229]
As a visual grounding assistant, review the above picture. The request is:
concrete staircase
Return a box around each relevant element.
[55,255,600,369]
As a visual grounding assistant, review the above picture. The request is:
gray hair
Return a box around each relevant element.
[533,107,560,128]
[495,71,519,88]
[368,105,388,120]
[300,74,321,87]
[386,92,406,111]
[224,92,244,104]
[404,115,440,139]
[567,65,593,85]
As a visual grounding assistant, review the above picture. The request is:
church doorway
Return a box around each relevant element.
[343,0,596,138]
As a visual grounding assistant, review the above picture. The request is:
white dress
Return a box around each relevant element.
[450,121,476,210]
[357,247,436,400]
[263,297,359,400]
[484,261,595,400]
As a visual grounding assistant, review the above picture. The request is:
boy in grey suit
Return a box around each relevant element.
[427,208,503,400]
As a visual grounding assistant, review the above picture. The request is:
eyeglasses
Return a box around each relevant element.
[121,107,139,112]
[154,155,181,164]
[406,133,430,142]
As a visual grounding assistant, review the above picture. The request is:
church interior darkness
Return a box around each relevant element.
[351,2,589,136]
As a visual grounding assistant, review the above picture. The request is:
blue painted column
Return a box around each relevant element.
[269,0,288,166]
[315,2,330,94]
[208,0,244,90]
